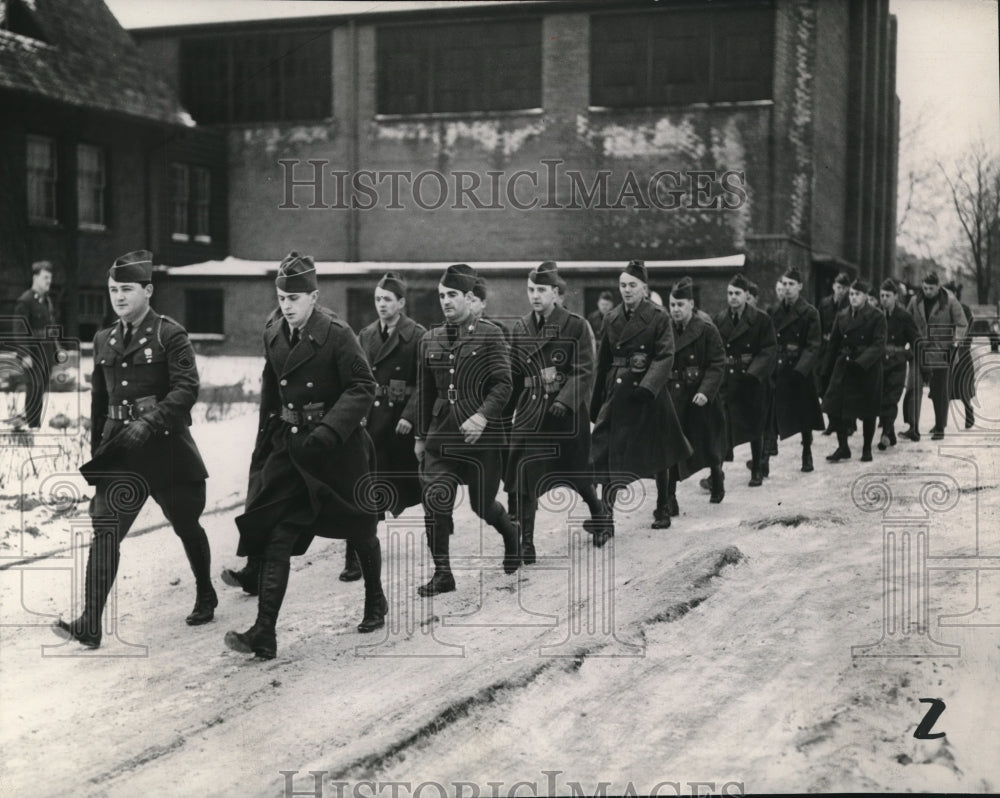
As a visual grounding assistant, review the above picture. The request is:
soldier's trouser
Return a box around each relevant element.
[23,358,50,428]
[926,369,950,431]
[82,478,209,634]
[905,367,949,432]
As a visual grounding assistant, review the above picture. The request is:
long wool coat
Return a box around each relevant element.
[822,303,886,420]
[713,304,777,447]
[881,304,920,417]
[590,298,692,479]
[770,297,825,439]
[236,306,377,556]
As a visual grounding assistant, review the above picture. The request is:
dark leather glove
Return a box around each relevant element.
[548,400,570,417]
[633,385,656,403]
[116,419,152,450]
[306,424,340,450]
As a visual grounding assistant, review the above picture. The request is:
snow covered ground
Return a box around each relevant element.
[1,349,999,796]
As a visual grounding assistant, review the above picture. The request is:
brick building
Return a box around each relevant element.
[131,0,897,343]
[0,0,227,339]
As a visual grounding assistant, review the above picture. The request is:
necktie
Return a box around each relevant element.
[290,327,300,346]
[535,314,544,333]
[624,309,632,322]
[380,325,389,341]
[446,323,458,344]
[123,323,133,348]
[731,310,739,325]
[675,323,684,337]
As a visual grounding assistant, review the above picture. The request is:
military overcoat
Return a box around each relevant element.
[881,304,919,416]
[822,303,886,419]
[770,297,825,438]
[713,304,777,447]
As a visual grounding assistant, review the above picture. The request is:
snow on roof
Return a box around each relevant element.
[166,255,747,278]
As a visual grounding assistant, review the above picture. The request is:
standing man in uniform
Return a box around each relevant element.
[662,277,727,513]
[505,262,603,563]
[590,260,692,544]
[52,250,216,649]
[818,272,851,434]
[714,274,776,487]
[587,291,615,340]
[901,272,967,441]
[877,278,919,449]
[14,260,56,428]
[821,279,886,461]
[945,282,976,430]
[415,264,519,597]
[770,267,825,472]
[344,272,428,581]
[225,253,383,660]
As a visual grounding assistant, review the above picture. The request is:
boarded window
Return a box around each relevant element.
[377,19,542,114]
[27,135,57,223]
[591,5,773,107]
[180,30,332,124]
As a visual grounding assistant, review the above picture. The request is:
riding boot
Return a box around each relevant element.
[418,516,456,596]
[861,417,875,461]
[709,465,725,503]
[52,527,118,648]
[748,440,764,487]
[339,541,362,582]
[485,501,520,574]
[354,534,387,633]
[224,558,289,660]
[801,428,814,472]
[181,530,218,625]
[827,428,851,461]
[652,470,671,528]
[221,555,261,596]
[517,495,537,566]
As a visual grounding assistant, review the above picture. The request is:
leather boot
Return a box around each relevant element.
[518,497,537,566]
[827,430,852,461]
[354,535,387,633]
[339,542,362,582]
[52,528,118,648]
[760,455,770,478]
[802,446,814,472]
[709,465,725,503]
[224,558,288,660]
[488,502,521,574]
[221,556,260,596]
[182,532,218,626]
[418,516,456,596]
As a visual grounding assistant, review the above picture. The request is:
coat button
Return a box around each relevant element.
[449,354,454,360]
[164,430,169,436]
[449,369,454,374]
[374,400,380,407]
[306,382,314,388]
[287,403,294,408]
[122,362,128,368]
[121,380,128,386]
[616,378,622,384]
[531,394,537,400]
[291,426,298,434]
[280,379,288,386]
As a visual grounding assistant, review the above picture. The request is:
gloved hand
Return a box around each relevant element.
[548,400,570,417]
[117,419,152,450]
[633,385,655,403]
[306,424,340,450]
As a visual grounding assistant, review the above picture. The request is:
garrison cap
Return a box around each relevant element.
[729,273,751,293]
[850,278,871,295]
[109,250,153,283]
[440,263,477,293]
[880,278,898,293]
[834,271,852,287]
[377,271,407,299]
[622,259,648,284]
[528,260,567,290]
[275,251,318,292]
[471,276,488,301]
[783,266,804,283]
[670,276,695,300]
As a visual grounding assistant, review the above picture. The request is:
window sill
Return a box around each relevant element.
[375,108,544,122]
[189,333,226,342]
[171,233,190,242]
[79,223,107,233]
[193,235,212,244]
[29,218,61,228]
[587,99,774,114]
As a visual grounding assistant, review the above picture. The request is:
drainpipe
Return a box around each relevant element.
[348,17,360,261]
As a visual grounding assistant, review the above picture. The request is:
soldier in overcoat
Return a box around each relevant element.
[659,277,727,517]
[761,278,786,460]
[713,273,777,487]
[504,262,604,562]
[53,250,216,649]
[817,272,851,433]
[770,267,825,472]
[877,278,919,449]
[945,283,976,429]
[224,253,382,660]
[590,260,692,545]
[414,264,519,597]
[901,272,968,441]
[821,279,887,462]
[337,272,429,582]
[13,260,57,428]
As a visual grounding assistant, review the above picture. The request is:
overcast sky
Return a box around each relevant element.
[104,0,999,159]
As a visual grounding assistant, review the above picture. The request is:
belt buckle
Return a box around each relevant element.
[447,388,458,402]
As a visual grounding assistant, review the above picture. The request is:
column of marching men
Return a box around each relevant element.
[51,251,969,660]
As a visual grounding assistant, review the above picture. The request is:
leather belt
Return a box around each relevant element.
[375,384,413,397]
[107,395,156,420]
[885,344,908,353]
[280,403,328,425]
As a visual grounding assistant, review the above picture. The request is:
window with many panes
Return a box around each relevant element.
[590,6,773,108]
[193,167,211,242]
[27,135,57,223]
[171,163,213,243]
[171,163,190,240]
[179,30,332,124]
[377,19,542,115]
[77,144,107,229]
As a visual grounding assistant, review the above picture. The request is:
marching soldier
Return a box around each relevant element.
[53,250,216,649]
[713,274,776,487]
[821,279,886,462]
[590,260,692,544]
[877,278,919,449]
[505,262,604,563]
[770,267,825,472]
[587,290,615,339]
[13,260,56,428]
[901,272,967,441]
[760,278,785,462]
[415,264,519,596]
[818,272,851,434]
[225,252,383,660]
[343,272,429,581]
[945,282,976,430]
[662,277,727,513]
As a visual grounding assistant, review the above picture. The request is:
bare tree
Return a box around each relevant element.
[896,103,949,259]
[939,141,1000,304]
